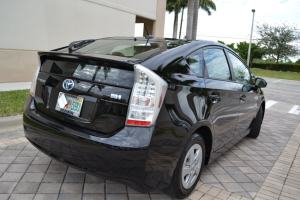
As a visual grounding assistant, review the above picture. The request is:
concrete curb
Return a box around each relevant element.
[0,115,24,141]
[0,82,31,91]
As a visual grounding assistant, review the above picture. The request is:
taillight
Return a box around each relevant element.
[126,64,168,127]
[30,66,40,97]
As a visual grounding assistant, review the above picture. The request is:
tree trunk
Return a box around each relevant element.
[276,55,279,70]
[192,0,199,40]
[186,0,194,40]
[179,9,184,39]
[172,11,179,39]
[275,54,280,71]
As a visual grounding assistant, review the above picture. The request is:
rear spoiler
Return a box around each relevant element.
[37,51,141,69]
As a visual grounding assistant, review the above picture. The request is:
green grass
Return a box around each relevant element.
[251,68,300,81]
[0,89,29,117]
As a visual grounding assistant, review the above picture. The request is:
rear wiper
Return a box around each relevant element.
[68,39,95,53]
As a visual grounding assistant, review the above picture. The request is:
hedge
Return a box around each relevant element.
[252,63,300,73]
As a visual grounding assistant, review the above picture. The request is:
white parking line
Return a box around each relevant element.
[266,100,277,109]
[288,105,300,114]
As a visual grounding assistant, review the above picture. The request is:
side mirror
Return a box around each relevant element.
[255,77,267,88]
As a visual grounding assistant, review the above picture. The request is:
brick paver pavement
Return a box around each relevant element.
[199,110,300,199]
[256,120,300,200]
[0,109,300,200]
[0,138,246,200]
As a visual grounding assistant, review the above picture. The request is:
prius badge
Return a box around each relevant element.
[62,79,75,91]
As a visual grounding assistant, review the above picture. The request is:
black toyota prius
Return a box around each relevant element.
[23,36,267,199]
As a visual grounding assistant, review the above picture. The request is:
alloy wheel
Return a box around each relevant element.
[181,143,202,189]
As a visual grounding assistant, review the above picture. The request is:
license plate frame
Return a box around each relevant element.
[55,92,84,117]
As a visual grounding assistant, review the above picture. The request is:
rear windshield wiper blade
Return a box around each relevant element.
[68,39,95,53]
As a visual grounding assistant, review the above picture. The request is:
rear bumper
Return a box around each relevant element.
[23,95,173,192]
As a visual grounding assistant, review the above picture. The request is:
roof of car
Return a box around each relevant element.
[102,36,230,55]
[52,36,229,64]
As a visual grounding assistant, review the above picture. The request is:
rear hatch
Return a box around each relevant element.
[32,37,168,136]
[34,52,135,136]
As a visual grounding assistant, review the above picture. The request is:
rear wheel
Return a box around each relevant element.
[247,106,263,138]
[165,134,205,199]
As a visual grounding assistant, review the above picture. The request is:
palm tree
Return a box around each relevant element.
[186,0,216,40]
[191,0,199,40]
[192,0,216,40]
[186,0,194,40]
[179,2,188,39]
[167,0,216,40]
[166,0,187,39]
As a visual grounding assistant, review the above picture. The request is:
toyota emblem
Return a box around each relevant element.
[62,79,75,91]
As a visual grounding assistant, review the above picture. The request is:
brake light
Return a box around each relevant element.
[126,64,168,127]
[30,66,40,97]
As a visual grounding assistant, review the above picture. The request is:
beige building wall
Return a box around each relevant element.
[0,50,39,83]
[0,0,166,83]
[153,0,167,38]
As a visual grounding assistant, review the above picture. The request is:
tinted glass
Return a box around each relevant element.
[203,49,231,80]
[41,60,134,87]
[166,39,191,49]
[186,50,203,76]
[249,69,256,84]
[228,53,251,84]
[73,39,165,58]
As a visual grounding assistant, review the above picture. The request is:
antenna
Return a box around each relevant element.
[144,21,150,36]
[143,21,154,40]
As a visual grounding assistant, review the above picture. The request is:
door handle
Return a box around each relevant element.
[209,93,220,103]
[240,94,246,101]
[209,95,220,99]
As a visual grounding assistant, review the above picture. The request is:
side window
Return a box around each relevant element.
[186,50,203,76]
[203,49,231,80]
[249,70,256,84]
[228,53,251,84]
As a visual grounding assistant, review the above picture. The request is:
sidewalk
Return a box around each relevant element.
[0,82,31,92]
[0,82,29,140]
[0,82,27,141]
[0,115,23,142]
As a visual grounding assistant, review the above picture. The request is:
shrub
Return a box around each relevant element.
[252,63,300,73]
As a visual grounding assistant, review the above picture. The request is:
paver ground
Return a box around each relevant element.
[0,109,299,200]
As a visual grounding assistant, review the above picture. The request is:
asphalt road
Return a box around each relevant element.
[262,77,300,105]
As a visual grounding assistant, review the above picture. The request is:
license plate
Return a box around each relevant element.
[55,92,84,117]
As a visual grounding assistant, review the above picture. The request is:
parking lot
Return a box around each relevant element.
[0,77,300,200]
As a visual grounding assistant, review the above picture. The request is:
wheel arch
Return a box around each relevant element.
[193,126,213,165]
[261,101,265,120]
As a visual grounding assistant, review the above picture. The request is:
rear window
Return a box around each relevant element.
[72,39,167,59]
[41,59,134,87]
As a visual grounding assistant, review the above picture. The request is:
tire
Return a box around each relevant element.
[164,134,205,199]
[247,106,263,138]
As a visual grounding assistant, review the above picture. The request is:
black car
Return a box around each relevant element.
[23,37,267,199]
